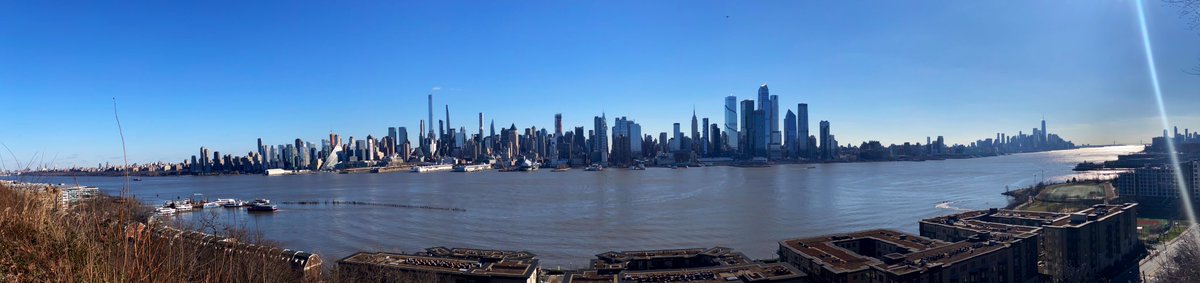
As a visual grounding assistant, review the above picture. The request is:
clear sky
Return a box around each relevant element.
[2,0,1199,169]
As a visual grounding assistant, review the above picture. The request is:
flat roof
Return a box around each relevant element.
[780,229,947,274]
[618,263,805,282]
[925,203,1137,230]
[339,250,537,278]
[423,246,536,260]
[593,247,750,269]
[780,229,1021,277]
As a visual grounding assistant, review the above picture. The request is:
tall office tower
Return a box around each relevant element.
[769,95,780,139]
[477,113,484,141]
[768,95,781,158]
[427,94,434,137]
[630,122,642,157]
[200,147,211,173]
[555,113,563,137]
[740,100,756,156]
[397,127,408,145]
[257,138,267,171]
[1041,118,1047,145]
[709,124,721,156]
[757,84,771,146]
[702,117,710,155]
[388,127,399,148]
[445,105,452,138]
[724,95,739,150]
[612,117,633,165]
[784,110,797,157]
[797,103,809,158]
[819,121,831,160]
[755,109,767,157]
[672,122,682,152]
[594,114,608,164]
[659,132,669,154]
[931,135,940,153]
[691,109,700,144]
[294,138,305,165]
[366,135,376,161]
[438,120,445,144]
[419,120,427,158]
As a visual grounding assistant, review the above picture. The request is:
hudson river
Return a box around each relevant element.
[16,145,1140,267]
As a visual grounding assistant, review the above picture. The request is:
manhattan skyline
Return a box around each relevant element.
[3,1,1200,168]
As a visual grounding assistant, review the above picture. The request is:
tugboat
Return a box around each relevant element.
[516,157,539,172]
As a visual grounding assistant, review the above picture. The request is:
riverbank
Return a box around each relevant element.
[0,183,308,282]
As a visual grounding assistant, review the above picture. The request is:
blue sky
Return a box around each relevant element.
[1,0,1199,169]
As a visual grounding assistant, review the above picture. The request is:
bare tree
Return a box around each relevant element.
[1153,237,1200,282]
[1165,0,1200,74]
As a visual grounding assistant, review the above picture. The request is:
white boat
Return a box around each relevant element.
[202,202,219,208]
[155,207,176,215]
[412,164,454,173]
[453,164,491,172]
[516,157,539,172]
[585,164,604,171]
[223,200,245,208]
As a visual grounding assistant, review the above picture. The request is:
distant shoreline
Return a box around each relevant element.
[9,146,1127,178]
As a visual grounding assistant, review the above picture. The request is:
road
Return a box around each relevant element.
[1139,225,1197,282]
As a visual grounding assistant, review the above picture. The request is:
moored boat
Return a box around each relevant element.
[247,203,278,212]
[516,157,539,172]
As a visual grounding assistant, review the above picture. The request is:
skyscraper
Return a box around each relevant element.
[388,127,398,147]
[757,84,771,148]
[784,110,796,157]
[724,96,739,150]
[594,114,608,165]
[819,121,831,160]
[397,127,408,146]
[797,103,809,158]
[257,138,266,171]
[672,122,683,152]
[427,94,434,138]
[701,117,710,155]
[1041,118,1048,148]
[740,100,756,156]
[768,95,781,158]
[478,113,484,142]
[555,113,563,137]
[691,109,700,146]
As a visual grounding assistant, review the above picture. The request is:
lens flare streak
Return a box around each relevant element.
[1135,0,1199,238]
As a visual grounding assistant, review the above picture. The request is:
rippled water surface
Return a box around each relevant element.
[16,145,1140,267]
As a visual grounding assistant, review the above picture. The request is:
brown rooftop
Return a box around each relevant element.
[618,263,804,282]
[780,229,948,273]
[338,248,538,278]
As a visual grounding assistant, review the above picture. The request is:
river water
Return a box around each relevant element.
[13,145,1140,268]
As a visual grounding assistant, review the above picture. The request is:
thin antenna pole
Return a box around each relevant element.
[113,98,130,198]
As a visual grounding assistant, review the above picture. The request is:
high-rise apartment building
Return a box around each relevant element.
[797,103,809,158]
[724,96,739,150]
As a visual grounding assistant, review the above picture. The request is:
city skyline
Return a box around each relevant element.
[3,1,1200,168]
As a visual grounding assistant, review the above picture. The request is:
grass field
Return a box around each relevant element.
[1036,183,1106,202]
